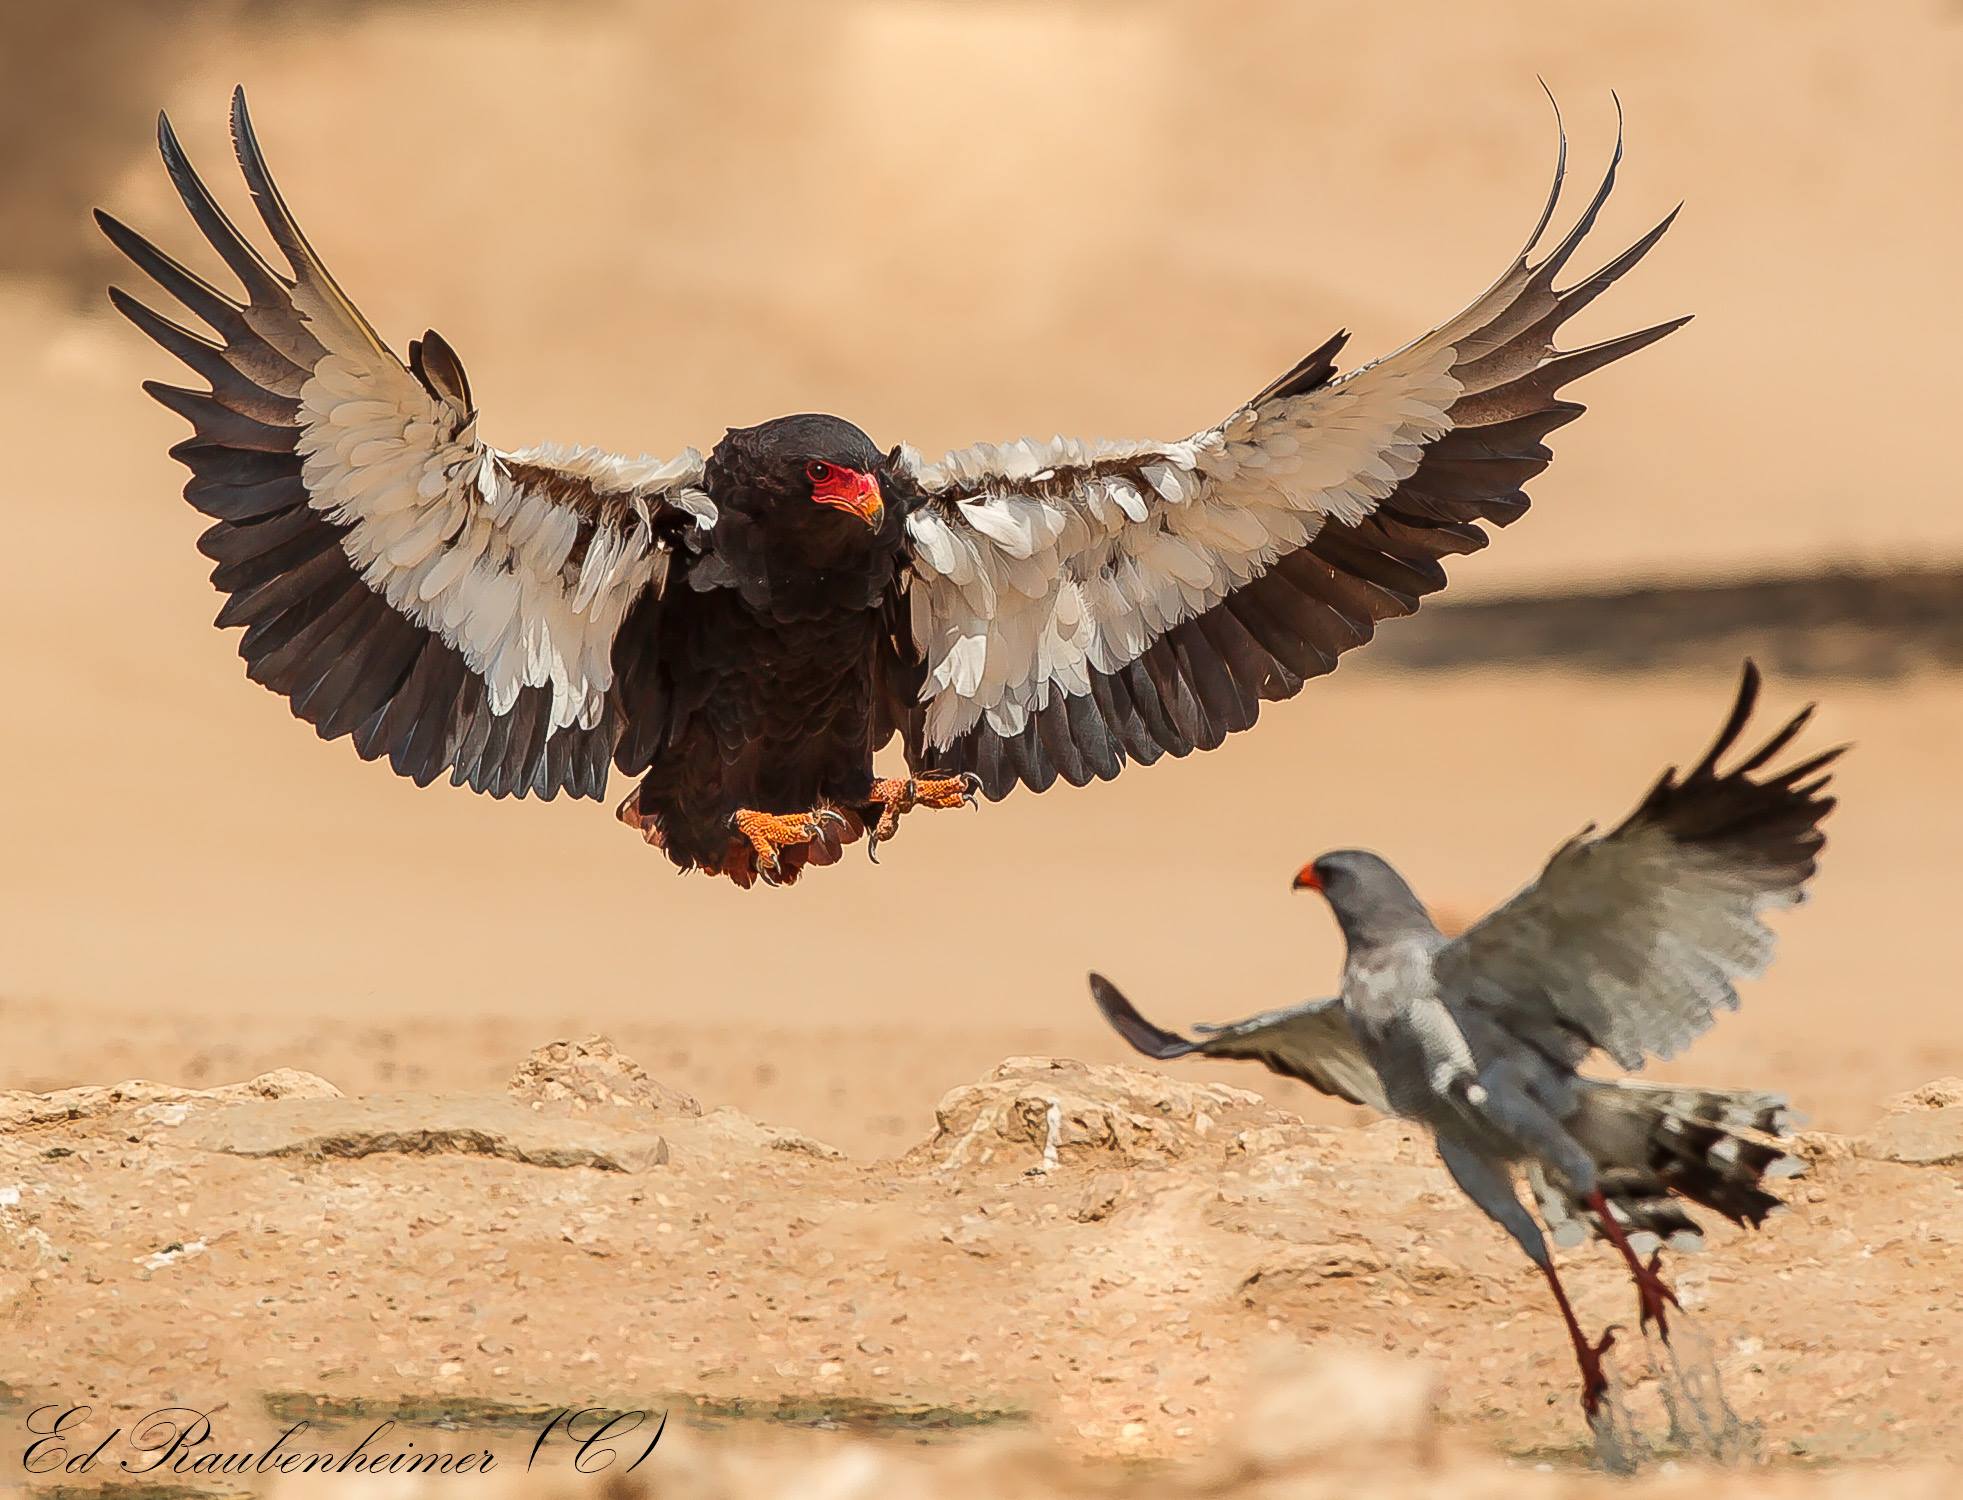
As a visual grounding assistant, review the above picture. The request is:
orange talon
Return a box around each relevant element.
[909,772,981,811]
[863,772,980,858]
[728,808,846,887]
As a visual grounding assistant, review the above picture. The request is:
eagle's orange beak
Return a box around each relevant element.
[811,465,884,528]
[1291,863,1323,892]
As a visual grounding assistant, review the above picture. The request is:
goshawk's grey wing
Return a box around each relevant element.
[1435,662,1843,1071]
[1089,974,1389,1111]
[884,100,1684,797]
[98,90,714,800]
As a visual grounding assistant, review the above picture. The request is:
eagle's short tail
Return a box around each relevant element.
[1531,1080,1805,1254]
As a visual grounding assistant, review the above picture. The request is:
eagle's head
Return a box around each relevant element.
[699,413,908,611]
[707,413,905,545]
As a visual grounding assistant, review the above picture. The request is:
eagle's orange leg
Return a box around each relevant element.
[1588,1190,1682,1339]
[862,772,981,860]
[729,807,848,887]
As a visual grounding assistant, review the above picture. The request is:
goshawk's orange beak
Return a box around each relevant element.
[1291,863,1323,893]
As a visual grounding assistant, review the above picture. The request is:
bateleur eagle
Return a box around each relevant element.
[101,90,1684,886]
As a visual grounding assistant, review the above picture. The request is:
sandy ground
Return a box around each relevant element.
[4,0,1963,1493]
[3,1051,1961,1498]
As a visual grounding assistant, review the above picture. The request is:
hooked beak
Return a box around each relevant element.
[1291,863,1323,893]
[813,469,885,529]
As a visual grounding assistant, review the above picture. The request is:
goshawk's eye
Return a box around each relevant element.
[805,460,832,484]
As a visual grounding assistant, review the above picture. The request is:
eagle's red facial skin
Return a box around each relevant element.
[1292,863,1323,893]
[806,460,884,527]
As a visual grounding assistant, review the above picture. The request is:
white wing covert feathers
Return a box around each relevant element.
[1437,662,1844,1070]
[99,88,712,799]
[897,102,1686,798]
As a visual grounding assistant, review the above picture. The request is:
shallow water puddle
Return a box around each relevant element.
[260,1387,1029,1436]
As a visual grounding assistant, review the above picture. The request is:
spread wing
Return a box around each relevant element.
[888,100,1684,797]
[1089,974,1389,1112]
[99,90,714,801]
[1435,663,1843,1071]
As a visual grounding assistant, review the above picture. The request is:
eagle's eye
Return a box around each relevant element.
[805,460,833,485]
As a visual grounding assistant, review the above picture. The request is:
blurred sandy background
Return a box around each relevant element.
[4,0,1961,1155]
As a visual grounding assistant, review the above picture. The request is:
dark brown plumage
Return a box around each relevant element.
[612,416,917,879]
[102,89,1682,887]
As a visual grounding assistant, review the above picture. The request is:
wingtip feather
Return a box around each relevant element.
[1521,86,1569,259]
[1693,658,1762,777]
[1089,974,1196,1060]
[1531,98,1628,282]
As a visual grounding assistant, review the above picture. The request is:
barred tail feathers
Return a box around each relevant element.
[1532,1079,1804,1254]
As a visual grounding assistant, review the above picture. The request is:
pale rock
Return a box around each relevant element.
[506,1035,702,1117]
[918,1058,1273,1175]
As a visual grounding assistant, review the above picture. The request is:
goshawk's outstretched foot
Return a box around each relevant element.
[1589,1190,1683,1339]
[1538,1258,1620,1418]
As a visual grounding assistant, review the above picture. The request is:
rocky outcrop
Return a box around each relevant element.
[919,1057,1274,1175]
[506,1034,703,1117]
[0,1068,340,1133]
[1859,1077,1963,1166]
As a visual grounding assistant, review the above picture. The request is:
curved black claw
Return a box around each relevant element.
[862,772,982,864]
[917,769,983,803]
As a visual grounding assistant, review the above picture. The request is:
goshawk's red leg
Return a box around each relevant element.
[1539,1258,1619,1418]
[1588,1189,1682,1339]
